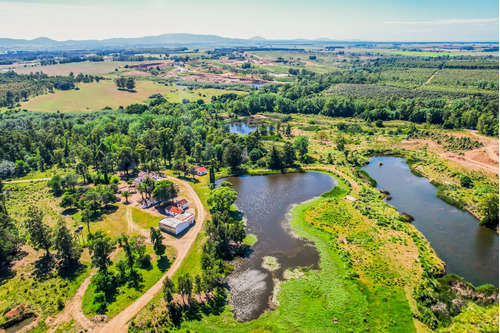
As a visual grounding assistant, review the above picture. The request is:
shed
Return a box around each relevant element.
[159,217,190,235]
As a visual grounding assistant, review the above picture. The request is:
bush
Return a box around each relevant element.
[110,175,121,184]
[459,175,473,188]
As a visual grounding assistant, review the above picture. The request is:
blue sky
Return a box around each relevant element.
[0,0,498,41]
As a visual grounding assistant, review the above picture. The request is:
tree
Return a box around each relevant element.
[88,232,115,273]
[101,188,116,208]
[209,162,216,186]
[223,143,243,170]
[126,77,136,90]
[152,180,178,205]
[24,207,52,256]
[188,165,197,180]
[60,192,78,209]
[0,182,23,265]
[460,175,473,188]
[285,124,292,137]
[480,194,499,228]
[62,174,79,191]
[118,234,135,273]
[268,145,283,170]
[163,276,175,304]
[293,136,309,162]
[283,142,296,167]
[177,273,193,305]
[47,175,63,195]
[249,148,262,162]
[122,191,131,203]
[150,227,164,255]
[207,186,237,214]
[194,274,204,299]
[52,218,82,268]
[136,182,146,201]
[0,160,16,179]
[81,207,92,236]
[143,177,155,199]
[114,76,127,89]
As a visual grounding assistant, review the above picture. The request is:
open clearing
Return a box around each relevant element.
[0,61,163,76]
[19,80,245,113]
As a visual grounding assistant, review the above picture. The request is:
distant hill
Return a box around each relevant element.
[0,33,351,51]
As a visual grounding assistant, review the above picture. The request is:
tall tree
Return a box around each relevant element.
[52,218,82,268]
[163,276,175,305]
[24,207,52,256]
[223,143,243,170]
[283,142,296,167]
[88,232,115,273]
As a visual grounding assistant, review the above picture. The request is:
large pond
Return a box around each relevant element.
[362,156,499,287]
[217,172,336,321]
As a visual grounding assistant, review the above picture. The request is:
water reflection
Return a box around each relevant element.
[362,156,498,287]
[217,172,335,321]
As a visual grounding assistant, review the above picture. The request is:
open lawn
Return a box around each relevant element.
[18,80,246,113]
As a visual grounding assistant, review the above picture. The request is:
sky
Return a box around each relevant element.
[0,0,498,42]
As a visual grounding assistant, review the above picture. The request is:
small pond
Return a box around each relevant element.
[362,156,498,287]
[228,123,265,135]
[217,172,336,321]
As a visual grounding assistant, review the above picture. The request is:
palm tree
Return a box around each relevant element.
[136,182,145,201]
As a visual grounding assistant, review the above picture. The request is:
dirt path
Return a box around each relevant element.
[4,177,51,183]
[98,177,207,333]
[420,69,439,87]
[46,177,206,332]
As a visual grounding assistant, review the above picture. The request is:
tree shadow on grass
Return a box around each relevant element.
[0,264,16,287]
[127,270,145,291]
[58,262,88,281]
[157,255,171,272]
[32,254,55,281]
[61,208,78,216]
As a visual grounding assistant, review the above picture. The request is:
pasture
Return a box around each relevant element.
[1,61,164,76]
[18,80,246,113]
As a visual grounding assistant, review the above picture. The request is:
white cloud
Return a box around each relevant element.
[385,18,499,25]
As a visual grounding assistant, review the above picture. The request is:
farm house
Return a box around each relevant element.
[194,166,207,176]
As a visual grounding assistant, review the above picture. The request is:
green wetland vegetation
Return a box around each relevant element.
[0,43,497,332]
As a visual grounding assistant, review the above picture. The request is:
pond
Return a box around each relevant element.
[228,123,262,135]
[362,156,498,287]
[217,172,336,322]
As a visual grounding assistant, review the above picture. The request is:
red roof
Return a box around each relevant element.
[196,166,207,172]
[166,205,183,215]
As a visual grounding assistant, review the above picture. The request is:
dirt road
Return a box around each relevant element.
[98,176,207,333]
[4,177,51,183]
[45,176,206,332]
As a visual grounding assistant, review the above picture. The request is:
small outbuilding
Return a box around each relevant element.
[177,199,189,210]
[159,212,195,235]
[159,217,190,235]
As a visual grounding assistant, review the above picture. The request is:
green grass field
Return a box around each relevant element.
[5,61,160,76]
[18,80,246,113]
